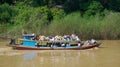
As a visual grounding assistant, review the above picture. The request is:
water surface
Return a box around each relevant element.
[0,40,120,67]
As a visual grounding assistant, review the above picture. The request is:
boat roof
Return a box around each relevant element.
[23,34,35,37]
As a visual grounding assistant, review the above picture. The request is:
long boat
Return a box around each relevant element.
[12,43,101,50]
[10,34,101,50]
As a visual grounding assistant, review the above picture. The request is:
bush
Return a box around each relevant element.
[84,1,103,16]
[0,3,17,24]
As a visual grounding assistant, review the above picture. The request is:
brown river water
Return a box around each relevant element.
[0,40,120,67]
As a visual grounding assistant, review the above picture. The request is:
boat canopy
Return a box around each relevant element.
[23,34,35,40]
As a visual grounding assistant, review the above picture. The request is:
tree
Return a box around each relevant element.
[108,0,120,11]
[64,0,80,13]
[84,1,103,16]
[0,0,15,5]
[0,3,17,24]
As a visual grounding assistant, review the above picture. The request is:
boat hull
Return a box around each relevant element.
[12,44,101,50]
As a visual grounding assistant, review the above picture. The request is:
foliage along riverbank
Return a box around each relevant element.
[0,0,120,40]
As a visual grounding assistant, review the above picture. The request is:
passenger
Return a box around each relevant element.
[61,43,65,47]
[84,39,97,46]
[39,35,45,41]
[63,35,67,40]
[49,36,55,41]
[91,39,97,44]
[71,34,76,41]
[66,35,71,41]
[45,37,50,41]
[66,43,70,47]
[55,35,59,41]
[58,36,64,40]
[78,41,82,47]
[22,29,27,36]
[51,44,53,48]
[75,36,81,41]
[31,33,36,40]
[85,40,91,45]
[35,35,40,40]
[32,33,35,36]
[31,36,36,40]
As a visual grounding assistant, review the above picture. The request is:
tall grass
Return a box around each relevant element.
[100,12,120,39]
[49,12,120,39]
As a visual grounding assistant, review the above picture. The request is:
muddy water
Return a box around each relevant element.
[0,40,120,67]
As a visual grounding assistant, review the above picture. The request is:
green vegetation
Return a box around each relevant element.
[49,12,120,39]
[0,0,120,39]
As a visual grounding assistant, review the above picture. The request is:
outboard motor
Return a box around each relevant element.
[9,38,16,45]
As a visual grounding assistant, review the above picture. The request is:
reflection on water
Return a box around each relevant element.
[19,50,97,67]
[0,40,120,67]
[23,52,36,61]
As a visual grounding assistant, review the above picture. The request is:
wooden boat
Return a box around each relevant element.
[10,34,101,50]
[12,43,101,50]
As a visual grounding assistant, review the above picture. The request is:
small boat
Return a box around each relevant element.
[10,34,101,50]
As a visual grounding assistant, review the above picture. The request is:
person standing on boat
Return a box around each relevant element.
[22,29,27,36]
[9,38,16,45]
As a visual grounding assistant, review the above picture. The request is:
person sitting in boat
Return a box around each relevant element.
[75,36,81,41]
[63,35,71,41]
[85,39,97,45]
[59,36,64,41]
[71,34,76,41]
[78,41,82,47]
[91,39,97,44]
[45,37,50,41]
[66,43,70,47]
[61,43,65,47]
[31,33,37,40]
[38,35,46,41]
[84,40,91,45]
[35,34,40,40]
[49,36,55,41]
[55,35,59,41]
[71,34,81,41]
[54,35,64,41]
